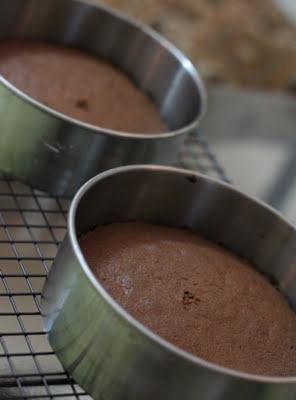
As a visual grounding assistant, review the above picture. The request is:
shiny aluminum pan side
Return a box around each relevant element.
[42,165,296,400]
[0,0,206,197]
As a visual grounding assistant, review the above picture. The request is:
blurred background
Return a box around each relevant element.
[91,0,296,223]
[0,2,295,398]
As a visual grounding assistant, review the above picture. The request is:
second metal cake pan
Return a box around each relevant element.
[42,165,296,400]
[0,0,205,197]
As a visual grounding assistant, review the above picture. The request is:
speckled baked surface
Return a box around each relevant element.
[91,0,296,93]
[0,39,166,133]
[80,222,296,377]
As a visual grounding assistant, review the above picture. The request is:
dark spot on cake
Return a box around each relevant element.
[183,290,197,306]
[187,175,197,184]
[291,346,294,350]
[75,97,89,111]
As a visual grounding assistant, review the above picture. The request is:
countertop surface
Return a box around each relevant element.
[200,86,296,225]
[97,0,296,93]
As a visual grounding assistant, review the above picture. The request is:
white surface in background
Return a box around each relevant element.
[210,139,289,199]
[201,86,296,225]
[211,138,296,225]
[273,0,296,24]
[282,183,296,223]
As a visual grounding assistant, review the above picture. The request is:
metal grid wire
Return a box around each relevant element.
[0,132,227,399]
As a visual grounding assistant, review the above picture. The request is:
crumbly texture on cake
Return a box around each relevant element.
[97,0,296,93]
[0,40,166,133]
[80,222,296,376]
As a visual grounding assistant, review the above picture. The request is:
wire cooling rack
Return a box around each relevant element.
[0,132,227,399]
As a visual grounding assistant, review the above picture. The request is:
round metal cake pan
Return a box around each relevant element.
[0,0,205,197]
[42,165,296,400]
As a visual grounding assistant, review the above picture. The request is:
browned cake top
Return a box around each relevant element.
[0,39,166,134]
[80,222,296,377]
